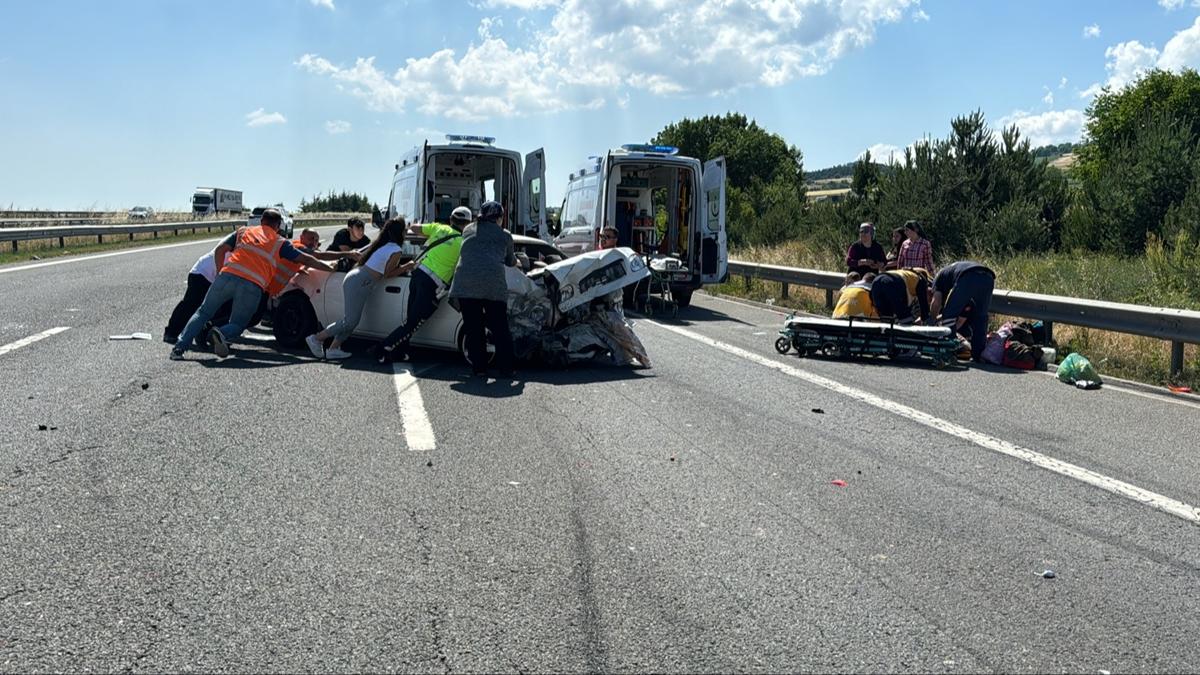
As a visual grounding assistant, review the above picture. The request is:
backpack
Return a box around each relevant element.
[982,332,1007,365]
[1002,339,1038,370]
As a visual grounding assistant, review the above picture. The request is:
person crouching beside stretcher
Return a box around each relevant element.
[930,261,996,362]
[868,268,931,325]
[833,272,879,320]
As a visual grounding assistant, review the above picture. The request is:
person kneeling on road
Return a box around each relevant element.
[306,219,409,360]
[930,260,996,362]
[374,206,470,363]
[450,201,519,377]
[868,268,931,325]
[169,209,335,360]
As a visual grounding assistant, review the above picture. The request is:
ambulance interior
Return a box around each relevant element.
[605,162,697,267]
[426,151,520,228]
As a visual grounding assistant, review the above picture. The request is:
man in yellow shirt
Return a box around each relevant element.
[833,272,879,320]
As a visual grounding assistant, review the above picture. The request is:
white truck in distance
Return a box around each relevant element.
[192,187,243,216]
[385,135,549,249]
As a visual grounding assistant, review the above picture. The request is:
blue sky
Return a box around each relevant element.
[2,0,1199,211]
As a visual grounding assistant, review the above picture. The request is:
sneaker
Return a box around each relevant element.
[162,331,178,344]
[168,349,185,361]
[325,346,352,360]
[305,334,326,359]
[208,328,230,358]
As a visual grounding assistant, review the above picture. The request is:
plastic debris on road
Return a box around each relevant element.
[1041,569,1056,579]
[108,333,152,341]
[811,408,825,414]
[1056,352,1102,389]
[831,479,848,487]
[1169,385,1193,394]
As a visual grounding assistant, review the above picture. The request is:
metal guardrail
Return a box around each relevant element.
[1,219,244,251]
[727,260,1200,378]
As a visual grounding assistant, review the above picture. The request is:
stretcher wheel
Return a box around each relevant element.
[774,337,791,354]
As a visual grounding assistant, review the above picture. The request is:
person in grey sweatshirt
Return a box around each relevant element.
[449,200,518,377]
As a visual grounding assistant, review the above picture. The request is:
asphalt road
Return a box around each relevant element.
[2,235,1199,673]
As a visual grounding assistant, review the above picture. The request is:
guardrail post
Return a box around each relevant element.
[1171,341,1185,379]
[58,236,64,248]
[781,282,790,300]
[743,274,751,290]
[128,233,134,241]
[825,288,834,310]
[1043,321,1054,344]
[97,234,103,244]
[10,241,16,253]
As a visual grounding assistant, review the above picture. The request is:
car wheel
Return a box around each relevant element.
[272,290,318,348]
[456,328,496,367]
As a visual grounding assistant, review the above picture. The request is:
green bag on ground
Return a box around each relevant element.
[1056,352,1102,389]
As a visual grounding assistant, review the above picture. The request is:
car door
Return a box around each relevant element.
[522,148,548,242]
[356,274,410,338]
[700,157,728,284]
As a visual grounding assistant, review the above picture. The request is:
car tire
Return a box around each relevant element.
[456,328,496,367]
[272,290,319,348]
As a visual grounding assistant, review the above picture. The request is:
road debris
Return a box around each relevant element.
[831,479,848,487]
[108,333,152,341]
[811,408,825,414]
[1168,385,1193,394]
[140,383,149,390]
[1056,353,1102,389]
[1041,569,1056,579]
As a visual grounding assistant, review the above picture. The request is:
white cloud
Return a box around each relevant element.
[245,108,287,127]
[1042,87,1054,106]
[1083,24,1100,39]
[1078,82,1103,99]
[1159,0,1185,9]
[998,109,1086,147]
[298,0,924,120]
[478,0,559,7]
[310,0,335,10]
[1159,16,1200,70]
[325,120,352,134]
[913,9,929,21]
[857,143,911,164]
[1059,76,1068,89]
[1103,40,1161,89]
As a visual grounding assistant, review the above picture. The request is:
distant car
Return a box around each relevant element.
[128,206,153,220]
[248,205,294,238]
[270,236,646,362]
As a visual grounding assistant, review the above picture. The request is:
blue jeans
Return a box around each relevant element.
[323,267,377,342]
[175,273,264,353]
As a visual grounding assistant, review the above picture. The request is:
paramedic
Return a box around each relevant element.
[450,200,518,377]
[169,209,335,360]
[930,261,996,362]
[375,206,470,363]
[846,223,886,275]
[869,268,931,325]
[833,272,879,320]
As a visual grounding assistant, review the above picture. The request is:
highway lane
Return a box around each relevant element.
[2,244,1200,672]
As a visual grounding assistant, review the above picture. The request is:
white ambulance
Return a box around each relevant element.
[385,135,549,246]
[552,144,727,307]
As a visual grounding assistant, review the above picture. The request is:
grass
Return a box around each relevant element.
[715,241,1200,390]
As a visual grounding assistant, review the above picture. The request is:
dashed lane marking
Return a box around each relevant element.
[0,327,71,357]
[647,320,1200,527]
[393,362,436,451]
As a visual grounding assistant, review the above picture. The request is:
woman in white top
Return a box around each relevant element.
[306,218,410,359]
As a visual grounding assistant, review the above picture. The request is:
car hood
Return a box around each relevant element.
[535,247,649,312]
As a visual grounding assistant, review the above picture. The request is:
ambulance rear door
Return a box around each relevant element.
[700,156,728,283]
[522,147,548,242]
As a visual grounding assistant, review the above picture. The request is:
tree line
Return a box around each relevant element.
[298,190,374,214]
[651,68,1200,286]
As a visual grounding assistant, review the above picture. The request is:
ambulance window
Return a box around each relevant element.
[562,181,597,229]
[394,175,416,221]
[528,178,542,221]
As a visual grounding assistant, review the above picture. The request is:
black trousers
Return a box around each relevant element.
[457,298,514,374]
[165,274,211,337]
[382,269,441,352]
[942,271,995,360]
[869,275,914,323]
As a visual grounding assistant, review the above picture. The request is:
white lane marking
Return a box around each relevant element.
[0,327,70,356]
[648,320,1200,526]
[0,226,341,275]
[393,362,436,451]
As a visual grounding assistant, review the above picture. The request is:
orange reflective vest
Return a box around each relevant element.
[222,225,285,291]
[265,239,306,297]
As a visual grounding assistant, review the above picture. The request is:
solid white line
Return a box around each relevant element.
[0,326,70,356]
[393,362,437,451]
[648,320,1200,527]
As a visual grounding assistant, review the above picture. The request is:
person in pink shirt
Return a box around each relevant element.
[897,220,935,273]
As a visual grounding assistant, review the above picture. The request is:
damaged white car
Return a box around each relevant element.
[270,236,652,367]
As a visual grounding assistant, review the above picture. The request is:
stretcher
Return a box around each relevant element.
[774,314,966,367]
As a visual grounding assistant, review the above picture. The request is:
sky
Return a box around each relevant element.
[2,0,1199,211]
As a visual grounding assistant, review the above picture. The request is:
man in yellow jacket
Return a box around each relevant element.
[833,272,879,320]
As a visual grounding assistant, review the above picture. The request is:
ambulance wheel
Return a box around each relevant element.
[774,337,791,354]
[272,290,318,349]
[672,288,693,308]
